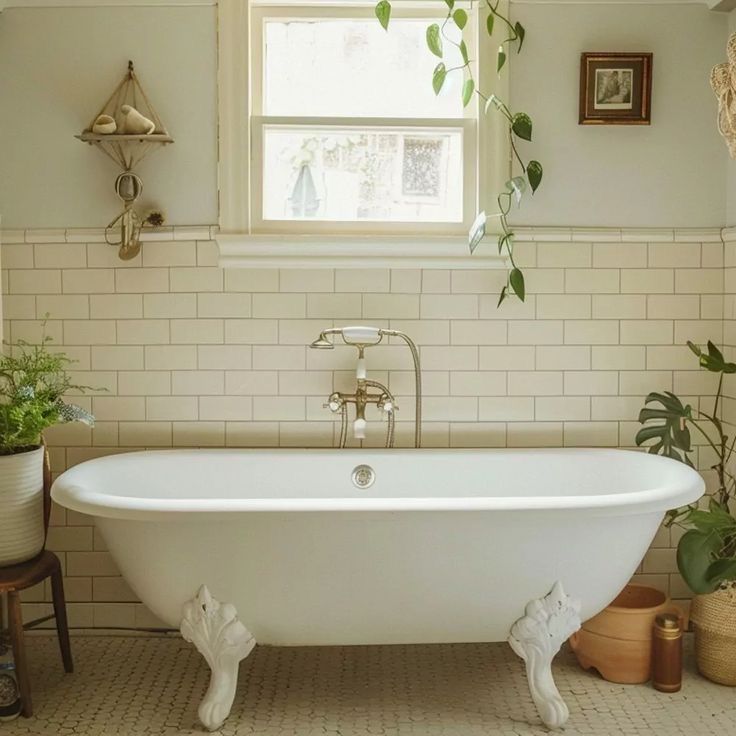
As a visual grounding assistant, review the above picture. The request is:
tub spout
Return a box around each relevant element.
[353,417,367,440]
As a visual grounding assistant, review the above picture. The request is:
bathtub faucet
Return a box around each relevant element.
[309,326,422,448]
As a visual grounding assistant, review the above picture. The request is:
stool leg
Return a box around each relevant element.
[7,591,32,718]
[50,567,73,673]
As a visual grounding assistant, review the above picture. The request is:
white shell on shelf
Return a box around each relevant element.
[91,114,117,135]
[120,104,155,135]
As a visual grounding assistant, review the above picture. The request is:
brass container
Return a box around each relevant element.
[652,613,682,693]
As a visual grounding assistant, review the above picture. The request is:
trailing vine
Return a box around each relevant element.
[375,0,541,307]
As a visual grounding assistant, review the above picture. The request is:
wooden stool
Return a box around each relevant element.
[0,449,73,717]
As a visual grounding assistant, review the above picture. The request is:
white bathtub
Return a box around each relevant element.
[52,448,703,731]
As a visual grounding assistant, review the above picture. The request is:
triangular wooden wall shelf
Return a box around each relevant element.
[76,60,173,170]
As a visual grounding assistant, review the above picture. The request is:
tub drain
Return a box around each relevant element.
[351,464,375,489]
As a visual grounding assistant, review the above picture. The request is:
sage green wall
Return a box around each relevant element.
[0,3,729,230]
[0,5,218,229]
[509,3,728,227]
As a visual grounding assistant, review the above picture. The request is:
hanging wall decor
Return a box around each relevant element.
[76,61,173,259]
[711,33,736,159]
[579,52,653,125]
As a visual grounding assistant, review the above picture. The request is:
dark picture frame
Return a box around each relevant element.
[579,52,653,125]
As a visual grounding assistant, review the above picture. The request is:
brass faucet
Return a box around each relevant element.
[309,327,421,448]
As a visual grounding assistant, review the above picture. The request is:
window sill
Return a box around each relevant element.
[216,234,508,269]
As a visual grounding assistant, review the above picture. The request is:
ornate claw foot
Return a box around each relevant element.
[508,581,581,730]
[181,585,256,731]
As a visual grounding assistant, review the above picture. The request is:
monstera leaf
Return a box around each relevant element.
[635,391,693,465]
[688,340,736,374]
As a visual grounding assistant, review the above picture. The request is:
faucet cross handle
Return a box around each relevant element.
[377,394,397,415]
[324,392,344,413]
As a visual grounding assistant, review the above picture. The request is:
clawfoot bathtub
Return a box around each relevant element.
[52,448,703,731]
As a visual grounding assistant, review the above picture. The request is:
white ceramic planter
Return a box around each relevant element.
[0,446,45,567]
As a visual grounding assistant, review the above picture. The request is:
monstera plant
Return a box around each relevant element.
[637,341,736,686]
[636,341,736,594]
[375,1,541,307]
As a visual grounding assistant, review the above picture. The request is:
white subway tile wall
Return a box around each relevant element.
[0,227,729,628]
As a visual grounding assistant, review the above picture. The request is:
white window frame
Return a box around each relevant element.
[217,0,511,267]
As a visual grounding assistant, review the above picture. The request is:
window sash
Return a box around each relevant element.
[251,4,478,121]
[251,116,477,235]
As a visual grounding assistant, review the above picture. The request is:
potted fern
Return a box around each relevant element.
[636,340,736,685]
[0,336,94,567]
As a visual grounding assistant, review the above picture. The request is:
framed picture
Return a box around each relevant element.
[579,52,653,125]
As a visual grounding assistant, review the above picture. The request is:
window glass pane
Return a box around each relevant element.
[263,19,465,117]
[261,125,464,223]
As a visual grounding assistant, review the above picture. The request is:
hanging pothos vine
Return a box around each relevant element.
[374,1,541,307]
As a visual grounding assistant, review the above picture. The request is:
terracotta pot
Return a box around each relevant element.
[690,586,736,686]
[569,584,682,684]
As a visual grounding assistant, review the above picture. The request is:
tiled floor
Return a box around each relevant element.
[3,634,735,735]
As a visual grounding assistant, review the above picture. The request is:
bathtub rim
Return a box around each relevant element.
[50,447,705,520]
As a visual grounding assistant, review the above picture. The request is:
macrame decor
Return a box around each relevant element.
[76,61,173,259]
[711,33,736,159]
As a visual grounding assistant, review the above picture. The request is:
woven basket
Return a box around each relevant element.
[690,584,736,686]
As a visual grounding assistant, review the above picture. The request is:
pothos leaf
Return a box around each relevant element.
[468,211,486,254]
[426,23,443,58]
[443,0,455,8]
[497,45,506,73]
[512,112,533,141]
[459,40,469,65]
[510,268,525,301]
[497,285,508,307]
[453,9,468,30]
[527,160,543,193]
[486,12,495,37]
[507,176,527,206]
[432,63,447,95]
[515,22,526,52]
[375,0,391,30]
[462,78,475,108]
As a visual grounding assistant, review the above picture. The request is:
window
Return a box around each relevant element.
[248,2,481,236]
